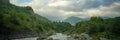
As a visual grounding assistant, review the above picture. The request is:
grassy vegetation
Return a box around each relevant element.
[66,17,120,40]
[1,0,120,40]
[0,0,72,37]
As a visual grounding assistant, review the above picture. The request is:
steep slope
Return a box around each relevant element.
[0,0,73,40]
[0,0,54,39]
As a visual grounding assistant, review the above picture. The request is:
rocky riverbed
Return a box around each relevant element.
[12,33,109,40]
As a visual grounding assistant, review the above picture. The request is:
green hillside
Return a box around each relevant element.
[1,0,120,40]
[64,16,83,25]
[0,0,73,39]
[66,17,120,40]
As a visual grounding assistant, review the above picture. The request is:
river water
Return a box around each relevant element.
[47,33,70,40]
[12,33,94,40]
[13,33,70,40]
[12,37,38,40]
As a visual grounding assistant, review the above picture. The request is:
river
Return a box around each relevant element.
[12,37,38,40]
[12,33,94,40]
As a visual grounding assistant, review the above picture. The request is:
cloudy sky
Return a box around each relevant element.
[10,0,120,21]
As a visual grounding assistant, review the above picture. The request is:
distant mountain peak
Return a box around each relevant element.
[63,16,83,25]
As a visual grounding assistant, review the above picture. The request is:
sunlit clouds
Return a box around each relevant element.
[10,0,120,21]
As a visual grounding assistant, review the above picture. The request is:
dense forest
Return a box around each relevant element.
[0,0,72,39]
[0,0,120,40]
[66,17,120,40]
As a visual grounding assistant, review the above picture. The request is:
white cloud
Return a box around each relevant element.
[10,0,120,21]
[48,1,71,7]
[85,2,120,18]
[10,0,19,4]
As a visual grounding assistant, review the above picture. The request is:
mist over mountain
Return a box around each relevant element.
[10,0,120,21]
[63,16,84,25]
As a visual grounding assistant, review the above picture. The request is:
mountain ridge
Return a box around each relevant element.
[64,16,83,25]
[0,0,73,39]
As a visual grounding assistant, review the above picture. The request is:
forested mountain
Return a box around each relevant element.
[66,17,120,40]
[0,0,72,39]
[64,16,83,25]
[0,0,53,39]
[1,0,120,40]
